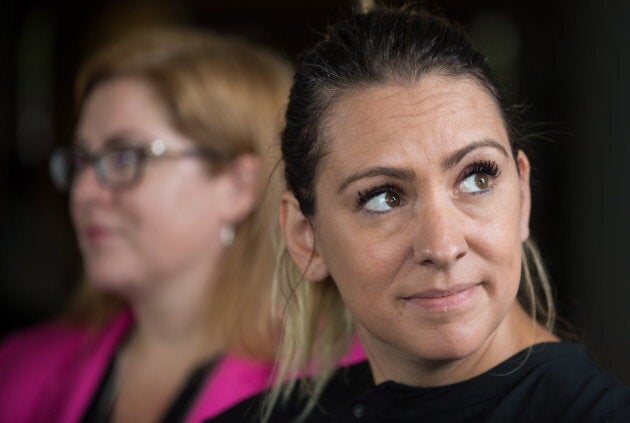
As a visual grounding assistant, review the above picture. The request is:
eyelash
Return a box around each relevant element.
[353,160,501,210]
[461,160,501,182]
[356,183,404,208]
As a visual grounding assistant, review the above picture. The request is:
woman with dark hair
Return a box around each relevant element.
[210,6,630,423]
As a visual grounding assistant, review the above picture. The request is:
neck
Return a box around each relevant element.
[363,303,558,387]
[124,257,224,360]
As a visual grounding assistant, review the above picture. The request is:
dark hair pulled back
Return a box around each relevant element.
[282,7,520,216]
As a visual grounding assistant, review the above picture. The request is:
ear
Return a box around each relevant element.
[224,154,262,223]
[516,150,531,242]
[279,191,330,282]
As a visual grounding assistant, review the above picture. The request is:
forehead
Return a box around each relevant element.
[75,76,173,150]
[320,75,509,171]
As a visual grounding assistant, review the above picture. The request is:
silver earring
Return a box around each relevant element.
[220,224,235,246]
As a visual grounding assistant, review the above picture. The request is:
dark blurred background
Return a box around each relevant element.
[1,0,628,382]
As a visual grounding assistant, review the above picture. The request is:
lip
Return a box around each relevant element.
[403,283,481,312]
[83,224,115,243]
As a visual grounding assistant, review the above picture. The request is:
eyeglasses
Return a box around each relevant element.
[50,139,219,191]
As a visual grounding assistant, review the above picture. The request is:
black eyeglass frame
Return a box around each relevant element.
[49,139,221,192]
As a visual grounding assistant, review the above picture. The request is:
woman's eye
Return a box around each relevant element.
[363,190,403,212]
[107,150,140,169]
[460,173,491,193]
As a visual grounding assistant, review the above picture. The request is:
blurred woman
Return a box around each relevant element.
[0,28,303,422]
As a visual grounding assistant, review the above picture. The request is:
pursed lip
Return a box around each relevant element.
[81,223,116,243]
[405,283,481,299]
[403,283,481,311]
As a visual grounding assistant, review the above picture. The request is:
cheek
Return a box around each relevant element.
[317,215,405,302]
[474,216,520,261]
[470,194,524,293]
[124,172,222,249]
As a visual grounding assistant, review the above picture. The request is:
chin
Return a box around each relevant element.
[417,341,478,363]
[84,261,138,296]
[411,324,490,363]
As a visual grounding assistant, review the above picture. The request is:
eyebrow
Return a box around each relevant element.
[441,139,509,170]
[337,167,416,194]
[336,139,509,194]
[73,132,146,151]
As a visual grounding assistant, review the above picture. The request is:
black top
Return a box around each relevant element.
[208,343,630,423]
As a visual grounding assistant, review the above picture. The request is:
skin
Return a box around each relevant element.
[72,76,260,422]
[281,75,557,387]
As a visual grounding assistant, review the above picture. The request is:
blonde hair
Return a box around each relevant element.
[65,27,292,360]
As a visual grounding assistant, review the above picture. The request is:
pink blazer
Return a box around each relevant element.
[0,311,365,423]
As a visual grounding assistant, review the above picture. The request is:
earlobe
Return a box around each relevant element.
[225,154,262,223]
[516,150,531,242]
[279,191,329,282]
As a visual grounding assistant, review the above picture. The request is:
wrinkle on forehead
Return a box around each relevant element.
[326,76,504,160]
[311,75,511,204]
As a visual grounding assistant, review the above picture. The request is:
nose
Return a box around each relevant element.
[71,164,113,210]
[411,196,468,269]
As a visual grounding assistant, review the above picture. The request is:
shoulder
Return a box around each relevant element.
[0,319,92,375]
[0,320,93,422]
[513,343,630,422]
[0,312,131,423]
[525,343,624,390]
[0,310,132,365]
